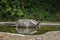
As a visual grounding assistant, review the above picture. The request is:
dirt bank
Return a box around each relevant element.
[0,31,60,40]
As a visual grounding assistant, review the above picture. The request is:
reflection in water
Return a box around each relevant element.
[17,28,37,34]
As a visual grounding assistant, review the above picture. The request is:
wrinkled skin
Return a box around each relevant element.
[16,19,39,28]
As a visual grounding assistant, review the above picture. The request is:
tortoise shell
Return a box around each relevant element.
[16,19,39,28]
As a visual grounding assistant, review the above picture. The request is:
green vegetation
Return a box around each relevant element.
[0,26,60,34]
[0,0,60,21]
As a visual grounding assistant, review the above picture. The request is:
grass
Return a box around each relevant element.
[0,26,60,34]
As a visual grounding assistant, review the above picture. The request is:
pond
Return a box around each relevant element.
[0,26,60,35]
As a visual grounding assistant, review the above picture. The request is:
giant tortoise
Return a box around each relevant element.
[16,19,40,34]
